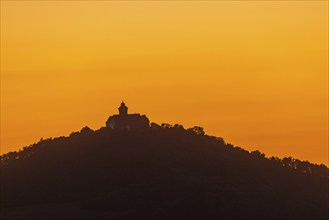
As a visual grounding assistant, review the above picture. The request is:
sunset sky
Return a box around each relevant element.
[1,1,328,165]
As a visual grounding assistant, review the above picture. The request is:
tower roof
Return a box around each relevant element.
[118,101,128,115]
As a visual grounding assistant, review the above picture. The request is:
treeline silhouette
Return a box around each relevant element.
[1,123,328,219]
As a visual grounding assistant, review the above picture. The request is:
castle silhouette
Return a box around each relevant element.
[106,102,149,131]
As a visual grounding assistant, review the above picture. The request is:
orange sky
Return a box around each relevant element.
[1,1,328,165]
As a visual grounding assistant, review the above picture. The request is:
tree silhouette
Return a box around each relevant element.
[1,124,328,220]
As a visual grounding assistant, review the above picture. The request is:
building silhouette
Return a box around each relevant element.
[106,102,149,131]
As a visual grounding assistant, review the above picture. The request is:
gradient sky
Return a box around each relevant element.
[1,1,328,165]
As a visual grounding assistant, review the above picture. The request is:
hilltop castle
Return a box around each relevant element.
[106,102,150,131]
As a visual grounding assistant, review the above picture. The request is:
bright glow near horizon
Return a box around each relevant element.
[1,1,328,165]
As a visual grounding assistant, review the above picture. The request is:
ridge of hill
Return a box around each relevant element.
[1,123,328,220]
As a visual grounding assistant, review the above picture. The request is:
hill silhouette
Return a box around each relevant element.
[1,123,328,220]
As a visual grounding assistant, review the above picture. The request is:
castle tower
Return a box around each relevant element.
[106,102,149,130]
[118,101,128,115]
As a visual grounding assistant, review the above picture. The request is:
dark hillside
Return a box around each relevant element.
[1,124,328,220]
